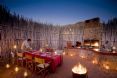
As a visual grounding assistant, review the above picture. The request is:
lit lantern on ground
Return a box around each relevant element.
[6,64,10,68]
[15,66,19,72]
[24,71,28,77]
[72,63,88,78]
[92,59,98,64]
[13,45,17,49]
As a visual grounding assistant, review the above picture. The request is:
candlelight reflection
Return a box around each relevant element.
[92,59,98,64]
[102,63,110,70]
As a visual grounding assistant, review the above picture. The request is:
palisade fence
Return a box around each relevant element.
[0,23,84,53]
[101,20,117,48]
[0,5,117,65]
[0,19,117,63]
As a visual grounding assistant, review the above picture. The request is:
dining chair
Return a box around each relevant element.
[24,53,34,72]
[16,52,25,66]
[34,57,51,78]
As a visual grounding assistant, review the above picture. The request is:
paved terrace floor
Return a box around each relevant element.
[0,49,117,78]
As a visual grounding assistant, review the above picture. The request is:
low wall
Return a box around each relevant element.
[79,49,117,72]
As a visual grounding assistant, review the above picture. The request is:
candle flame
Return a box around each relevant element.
[72,63,87,74]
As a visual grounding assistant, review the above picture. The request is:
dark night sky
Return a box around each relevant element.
[0,0,117,25]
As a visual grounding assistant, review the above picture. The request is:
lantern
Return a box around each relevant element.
[15,66,19,72]
[24,71,28,77]
[6,64,10,68]
[92,59,98,64]
[13,45,17,49]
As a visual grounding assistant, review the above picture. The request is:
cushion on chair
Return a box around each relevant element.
[37,63,49,68]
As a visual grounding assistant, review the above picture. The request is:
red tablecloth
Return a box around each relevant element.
[24,51,62,72]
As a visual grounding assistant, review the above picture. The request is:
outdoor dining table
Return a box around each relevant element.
[23,51,63,72]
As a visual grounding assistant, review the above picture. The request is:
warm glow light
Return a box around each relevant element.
[70,54,73,56]
[15,66,19,72]
[6,64,10,68]
[93,42,99,47]
[24,71,28,77]
[93,48,100,51]
[80,55,86,59]
[92,59,98,64]
[112,51,116,53]
[55,51,57,54]
[13,45,17,49]
[85,44,90,46]
[77,47,81,48]
[72,63,87,74]
[40,48,43,52]
[112,46,116,50]
[63,52,65,55]
[103,63,110,70]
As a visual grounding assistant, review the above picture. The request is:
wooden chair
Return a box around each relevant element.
[24,53,34,72]
[34,57,51,77]
[16,52,25,66]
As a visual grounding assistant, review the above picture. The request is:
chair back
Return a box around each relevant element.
[25,53,33,60]
[34,57,45,64]
[17,52,23,57]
